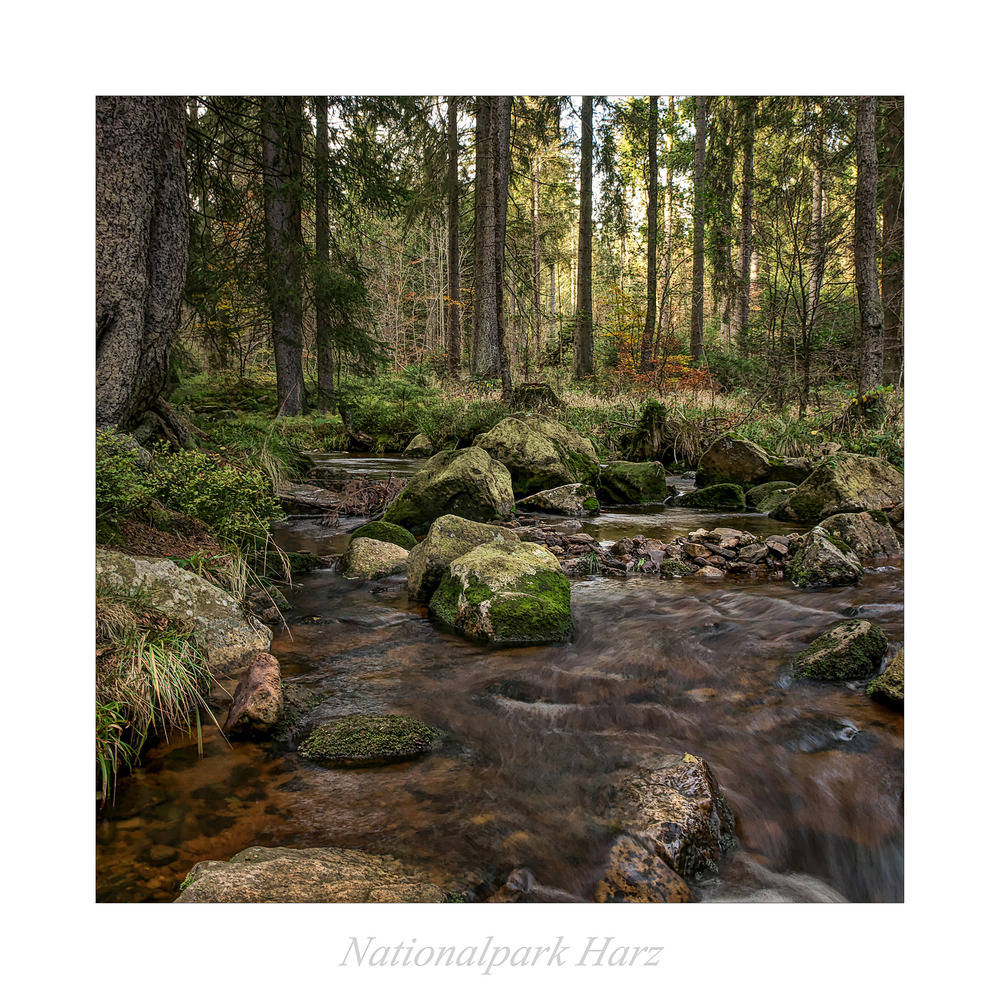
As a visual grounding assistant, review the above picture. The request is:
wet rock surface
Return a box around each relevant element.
[790,619,889,681]
[225,652,284,737]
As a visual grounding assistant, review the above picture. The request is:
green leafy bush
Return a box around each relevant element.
[96,431,152,543]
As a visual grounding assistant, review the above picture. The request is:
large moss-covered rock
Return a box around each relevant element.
[593,835,695,903]
[790,620,888,681]
[381,446,514,533]
[175,845,449,903]
[402,433,435,457]
[675,482,746,511]
[763,456,815,484]
[602,753,736,878]
[868,647,904,709]
[95,550,271,671]
[818,511,901,559]
[351,520,417,550]
[746,480,798,512]
[598,461,672,504]
[406,515,518,603]
[473,416,599,496]
[429,538,572,644]
[298,713,438,765]
[339,537,408,580]
[771,453,904,523]
[225,652,283,737]
[518,482,599,517]
[786,526,863,587]
[696,435,771,487]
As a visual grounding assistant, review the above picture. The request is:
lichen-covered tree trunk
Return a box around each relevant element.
[314,96,335,409]
[262,96,306,416]
[472,97,498,377]
[737,97,756,355]
[640,96,658,371]
[96,96,189,430]
[855,96,885,398]
[573,96,594,379]
[531,152,543,365]
[690,95,707,362]
[881,96,904,387]
[493,96,514,400]
[447,97,462,377]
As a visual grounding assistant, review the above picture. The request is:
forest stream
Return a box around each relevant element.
[96,459,903,903]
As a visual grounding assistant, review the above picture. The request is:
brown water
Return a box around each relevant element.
[96,470,903,903]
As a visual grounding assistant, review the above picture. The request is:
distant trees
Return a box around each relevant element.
[96,97,189,430]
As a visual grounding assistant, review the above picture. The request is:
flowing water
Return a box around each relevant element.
[96,463,903,903]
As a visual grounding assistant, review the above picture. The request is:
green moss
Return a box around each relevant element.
[676,483,746,511]
[659,559,695,577]
[583,497,600,513]
[428,572,464,625]
[786,490,824,522]
[298,714,439,766]
[827,535,853,555]
[179,870,197,892]
[351,520,417,550]
[867,648,903,708]
[867,509,890,526]
[790,621,888,681]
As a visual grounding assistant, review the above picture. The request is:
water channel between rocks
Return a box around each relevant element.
[97,457,903,903]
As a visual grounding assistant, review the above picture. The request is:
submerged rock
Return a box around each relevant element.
[598,460,672,504]
[603,753,736,879]
[473,416,599,496]
[593,835,695,903]
[175,845,450,902]
[817,511,901,559]
[868,646,904,709]
[518,482,600,517]
[225,652,283,737]
[95,550,271,671]
[402,432,436,457]
[382,446,514,534]
[675,483,747,511]
[790,620,888,681]
[350,520,417,551]
[429,538,572,644]
[785,526,863,587]
[406,515,517,603]
[771,454,904,523]
[696,436,770,487]
[340,536,409,581]
[298,713,438,765]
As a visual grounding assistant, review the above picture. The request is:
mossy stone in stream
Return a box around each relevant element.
[298,714,439,766]
[745,480,797,512]
[659,559,695,578]
[351,520,417,551]
[675,482,746,511]
[790,620,888,681]
[867,647,904,709]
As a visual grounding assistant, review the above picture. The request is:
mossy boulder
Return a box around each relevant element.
[406,515,518,603]
[867,647,904,709]
[696,435,771,487]
[763,456,815,485]
[339,537,409,581]
[95,550,271,672]
[402,433,435,457]
[518,482,600,517]
[428,538,572,644]
[472,416,599,496]
[790,620,888,681]
[298,713,439,765]
[593,835,694,903]
[675,483,746,511]
[351,520,417,551]
[598,461,672,504]
[746,480,798,513]
[381,446,515,533]
[771,454,904,523]
[602,753,736,879]
[175,845,450,903]
[785,526,863,587]
[817,511,901,559]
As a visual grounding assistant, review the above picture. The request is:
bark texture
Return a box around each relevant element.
[314,96,334,408]
[573,96,594,378]
[737,97,756,354]
[881,96,904,386]
[690,96,707,362]
[96,96,189,430]
[640,96,658,371]
[447,97,462,377]
[855,96,884,396]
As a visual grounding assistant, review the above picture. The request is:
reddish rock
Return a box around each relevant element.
[225,652,283,737]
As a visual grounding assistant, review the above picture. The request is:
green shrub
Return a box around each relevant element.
[96,431,152,543]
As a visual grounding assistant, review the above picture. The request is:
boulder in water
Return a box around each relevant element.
[598,460,673,504]
[746,480,798,512]
[785,526,863,587]
[429,538,572,644]
[298,713,439,765]
[381,446,515,533]
[340,536,408,580]
[225,652,283,737]
[350,520,417,550]
[867,646,904,709]
[817,511,900,559]
[593,835,695,903]
[402,433,435,457]
[790,619,888,681]
[696,435,770,487]
[675,483,746,511]
[518,482,599,517]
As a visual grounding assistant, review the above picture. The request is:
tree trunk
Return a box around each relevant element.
[314,96,335,409]
[447,97,462,377]
[690,95,707,362]
[641,96,658,371]
[809,126,825,326]
[473,97,498,377]
[262,96,306,416]
[737,97,756,355]
[531,151,543,367]
[882,96,904,386]
[96,96,189,430]
[573,96,595,379]
[660,96,675,358]
[494,96,514,400]
[855,95,885,398]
